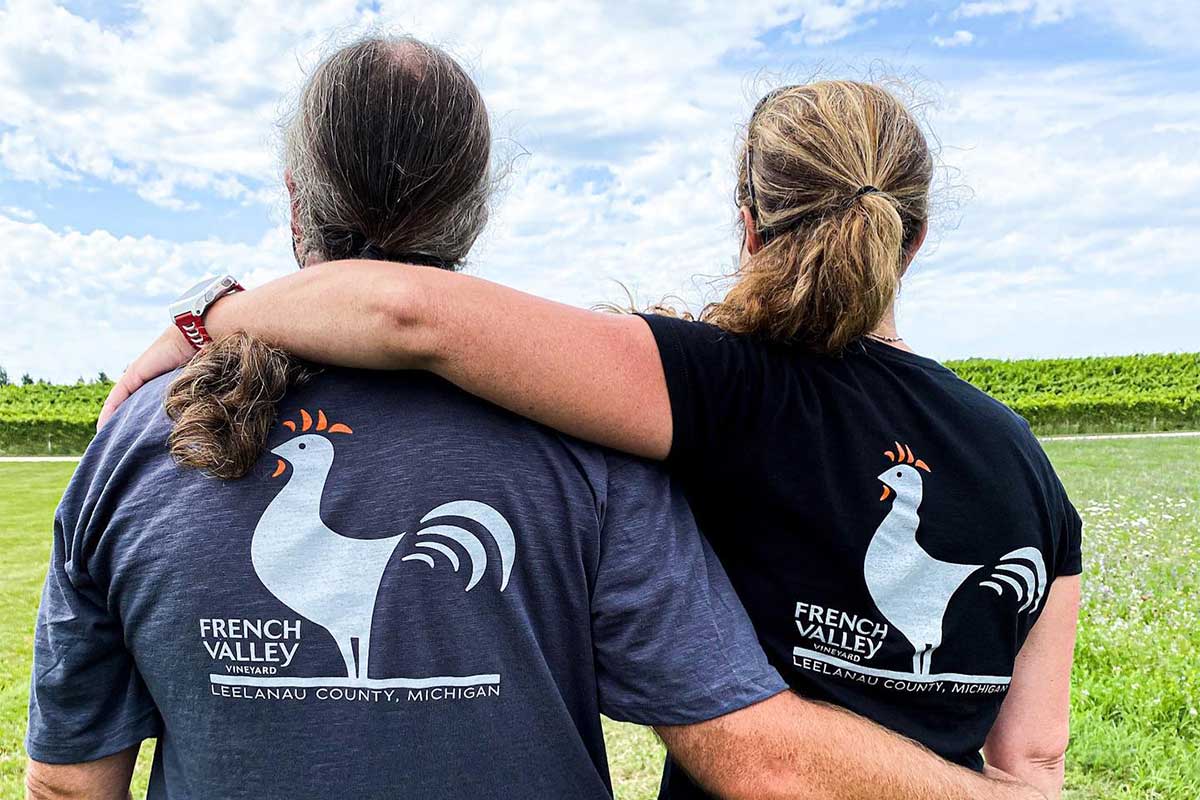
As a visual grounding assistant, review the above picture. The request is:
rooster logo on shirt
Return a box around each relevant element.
[251,409,515,682]
[864,442,1046,675]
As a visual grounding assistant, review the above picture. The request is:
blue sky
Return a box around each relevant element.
[1,0,1197,382]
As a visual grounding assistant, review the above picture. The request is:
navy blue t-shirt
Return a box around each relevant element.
[639,315,1083,796]
[27,368,785,799]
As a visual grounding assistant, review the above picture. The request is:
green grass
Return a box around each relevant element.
[3,439,1198,798]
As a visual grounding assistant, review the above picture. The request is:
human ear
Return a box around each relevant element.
[740,205,763,256]
[903,221,928,270]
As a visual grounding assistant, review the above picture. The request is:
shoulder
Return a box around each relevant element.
[638,313,761,355]
[601,448,672,484]
[940,368,1052,467]
[309,365,616,495]
[930,364,1072,508]
[87,371,177,471]
[636,312,797,393]
[939,365,1033,433]
[639,312,824,370]
[54,372,178,551]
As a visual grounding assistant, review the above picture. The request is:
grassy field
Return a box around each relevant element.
[2,438,1198,798]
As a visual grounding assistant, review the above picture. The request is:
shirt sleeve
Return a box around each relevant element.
[638,313,775,466]
[590,454,786,726]
[26,480,161,764]
[1056,498,1084,577]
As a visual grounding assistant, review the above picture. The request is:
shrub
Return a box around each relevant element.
[2,353,1197,455]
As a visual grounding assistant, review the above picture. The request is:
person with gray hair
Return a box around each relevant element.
[33,36,1044,800]
[283,36,492,269]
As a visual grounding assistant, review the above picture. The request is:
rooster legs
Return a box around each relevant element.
[334,634,358,680]
[912,644,937,675]
[358,630,371,681]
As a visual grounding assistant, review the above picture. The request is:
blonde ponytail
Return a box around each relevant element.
[703,81,932,352]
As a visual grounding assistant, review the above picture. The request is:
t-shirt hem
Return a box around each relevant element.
[26,712,160,765]
[604,673,788,728]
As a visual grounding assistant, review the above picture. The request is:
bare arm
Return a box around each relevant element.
[657,692,1044,800]
[100,260,672,458]
[26,747,137,800]
[983,575,1081,800]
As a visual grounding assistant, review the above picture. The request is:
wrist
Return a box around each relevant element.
[170,274,243,349]
[202,287,244,341]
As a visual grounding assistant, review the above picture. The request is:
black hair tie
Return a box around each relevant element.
[350,234,452,269]
[854,185,881,198]
[358,241,388,261]
[393,252,453,269]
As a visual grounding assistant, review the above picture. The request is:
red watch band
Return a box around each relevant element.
[173,311,214,350]
[173,281,244,350]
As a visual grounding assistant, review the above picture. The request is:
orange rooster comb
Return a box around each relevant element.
[280,408,353,435]
[884,441,930,472]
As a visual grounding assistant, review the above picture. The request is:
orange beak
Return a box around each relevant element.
[879,484,892,501]
[272,459,287,478]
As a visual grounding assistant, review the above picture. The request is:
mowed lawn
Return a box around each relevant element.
[2,438,1198,799]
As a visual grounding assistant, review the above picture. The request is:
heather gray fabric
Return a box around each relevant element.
[28,369,784,800]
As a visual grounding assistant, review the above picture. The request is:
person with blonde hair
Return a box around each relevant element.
[105,78,1080,799]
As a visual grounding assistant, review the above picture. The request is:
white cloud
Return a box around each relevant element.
[0,131,76,184]
[0,205,36,222]
[0,211,294,380]
[933,30,976,47]
[0,1,1196,381]
[786,0,905,45]
[952,0,1200,48]
[953,1,1076,25]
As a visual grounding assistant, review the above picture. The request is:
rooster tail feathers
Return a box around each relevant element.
[979,546,1047,614]
[402,501,515,592]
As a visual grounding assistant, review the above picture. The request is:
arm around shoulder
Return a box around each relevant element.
[657,691,1046,800]
[379,264,673,458]
[204,260,674,458]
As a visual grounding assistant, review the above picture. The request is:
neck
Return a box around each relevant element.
[868,306,914,354]
[882,490,923,539]
[270,458,333,518]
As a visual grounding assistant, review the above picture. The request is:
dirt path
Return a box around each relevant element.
[1039,431,1200,442]
[0,456,83,462]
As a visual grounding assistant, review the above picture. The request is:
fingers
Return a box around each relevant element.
[96,327,196,430]
[97,372,140,431]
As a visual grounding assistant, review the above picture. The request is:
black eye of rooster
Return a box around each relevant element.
[299,443,307,450]
[896,471,902,477]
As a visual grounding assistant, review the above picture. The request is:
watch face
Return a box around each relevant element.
[178,277,217,302]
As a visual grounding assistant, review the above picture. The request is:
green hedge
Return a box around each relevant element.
[2,353,1198,455]
[0,417,97,456]
[944,353,1200,435]
[0,383,110,455]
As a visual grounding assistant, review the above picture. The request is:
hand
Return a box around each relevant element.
[98,326,196,430]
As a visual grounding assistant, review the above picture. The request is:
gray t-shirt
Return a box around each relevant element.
[27,368,784,799]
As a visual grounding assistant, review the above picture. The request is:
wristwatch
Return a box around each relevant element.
[170,275,244,350]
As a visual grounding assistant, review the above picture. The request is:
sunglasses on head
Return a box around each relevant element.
[744,85,798,237]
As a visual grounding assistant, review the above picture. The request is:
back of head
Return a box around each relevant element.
[704,80,933,353]
[169,35,491,478]
[287,35,491,266]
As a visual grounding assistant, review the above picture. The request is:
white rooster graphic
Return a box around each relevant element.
[864,442,1046,675]
[251,409,515,683]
